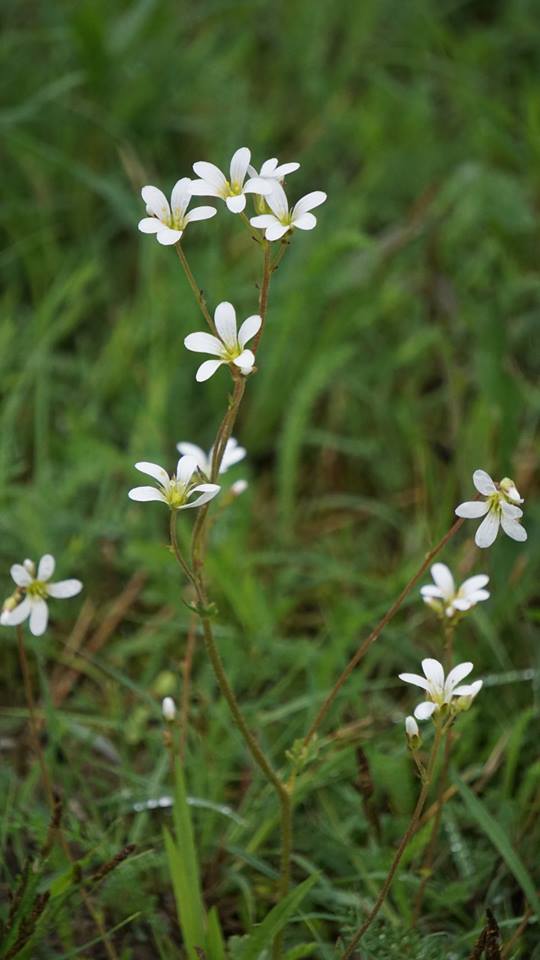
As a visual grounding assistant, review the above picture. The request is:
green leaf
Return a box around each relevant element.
[207,906,227,960]
[162,759,207,960]
[455,776,540,924]
[238,875,318,960]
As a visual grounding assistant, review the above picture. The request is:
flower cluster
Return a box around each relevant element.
[420,563,489,620]
[400,658,482,721]
[1,555,82,637]
[139,147,326,243]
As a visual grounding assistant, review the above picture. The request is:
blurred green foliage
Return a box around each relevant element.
[1,0,539,957]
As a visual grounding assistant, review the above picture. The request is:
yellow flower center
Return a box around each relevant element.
[27,580,48,600]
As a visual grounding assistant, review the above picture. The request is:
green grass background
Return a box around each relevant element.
[1,0,539,957]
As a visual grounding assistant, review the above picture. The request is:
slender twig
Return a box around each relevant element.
[341,725,444,958]
[304,516,466,746]
[179,613,198,760]
[252,239,272,355]
[174,243,217,333]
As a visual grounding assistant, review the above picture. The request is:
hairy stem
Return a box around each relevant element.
[341,724,443,958]
[304,516,465,746]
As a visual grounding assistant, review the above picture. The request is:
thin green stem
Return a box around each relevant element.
[175,243,217,333]
[341,724,444,958]
[303,515,466,747]
[252,239,272,355]
[412,726,453,925]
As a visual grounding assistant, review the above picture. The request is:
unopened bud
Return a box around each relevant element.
[231,479,248,497]
[23,559,36,575]
[405,715,421,750]
[500,477,523,504]
[161,697,176,722]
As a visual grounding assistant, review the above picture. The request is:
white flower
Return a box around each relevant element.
[399,658,483,720]
[247,157,300,181]
[250,181,327,241]
[405,715,419,738]
[176,437,246,477]
[128,456,220,509]
[420,563,490,618]
[455,470,527,548]
[138,178,216,245]
[162,697,176,721]
[184,301,261,382]
[190,147,273,214]
[1,555,83,637]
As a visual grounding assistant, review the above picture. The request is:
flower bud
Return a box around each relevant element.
[405,715,421,750]
[231,479,248,496]
[499,477,523,504]
[161,697,176,722]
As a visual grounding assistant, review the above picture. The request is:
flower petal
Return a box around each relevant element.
[292,212,317,230]
[266,182,289,219]
[500,516,527,542]
[453,679,483,698]
[399,672,431,692]
[29,598,49,637]
[422,658,445,691]
[157,227,183,245]
[47,579,83,599]
[220,438,246,472]
[243,176,273,195]
[452,598,473,611]
[196,359,225,382]
[445,661,473,694]
[475,510,500,548]
[225,194,246,213]
[414,701,437,720]
[500,501,523,519]
[171,177,192,218]
[455,501,489,518]
[138,217,162,234]
[176,443,207,471]
[229,147,251,185]
[184,332,225,356]
[214,302,238,349]
[1,597,31,626]
[184,483,221,508]
[459,574,489,596]
[10,564,32,587]
[134,461,169,484]
[473,469,496,495]
[192,161,228,193]
[430,563,454,598]
[37,554,55,582]
[184,206,217,223]
[141,185,170,221]
[292,191,327,217]
[250,215,278,229]
[189,179,222,198]
[238,314,262,348]
[233,349,255,374]
[266,222,290,241]
[128,486,168,503]
[420,585,444,598]
[274,161,300,176]
[175,455,198,487]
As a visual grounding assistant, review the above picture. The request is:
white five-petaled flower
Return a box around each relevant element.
[190,147,273,214]
[138,178,217,246]
[455,470,527,548]
[420,563,490,619]
[247,157,300,181]
[184,301,261,382]
[176,437,246,477]
[250,181,327,241]
[399,658,483,721]
[128,456,220,510]
[1,555,83,637]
